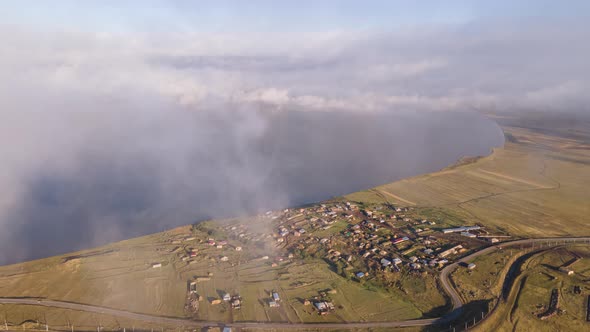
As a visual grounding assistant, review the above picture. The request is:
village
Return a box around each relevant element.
[270,201,508,284]
[155,200,510,320]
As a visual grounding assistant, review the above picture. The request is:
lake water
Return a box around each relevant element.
[0,110,504,265]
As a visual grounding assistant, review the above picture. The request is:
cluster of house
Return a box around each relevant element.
[166,232,250,267]
[177,200,504,278]
[273,203,410,245]
[224,223,272,244]
[265,201,495,280]
[207,293,242,308]
[313,300,336,315]
[299,289,338,315]
[168,200,511,317]
[338,222,473,275]
[352,239,465,276]
[272,204,355,241]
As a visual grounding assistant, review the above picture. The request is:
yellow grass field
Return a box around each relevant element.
[0,222,426,327]
[0,304,177,331]
[347,125,590,237]
[1,114,589,329]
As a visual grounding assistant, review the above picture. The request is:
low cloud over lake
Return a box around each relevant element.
[0,16,587,264]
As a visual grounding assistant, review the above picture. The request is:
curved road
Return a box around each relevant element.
[439,236,590,313]
[1,237,588,330]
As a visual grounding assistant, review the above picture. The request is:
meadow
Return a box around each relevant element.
[346,121,590,237]
[0,221,429,328]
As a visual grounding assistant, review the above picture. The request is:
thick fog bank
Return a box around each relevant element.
[2,19,588,264]
[262,110,504,203]
[0,110,502,265]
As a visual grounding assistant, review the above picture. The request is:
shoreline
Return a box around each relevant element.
[0,116,507,267]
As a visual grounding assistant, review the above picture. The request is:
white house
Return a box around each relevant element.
[380,258,392,267]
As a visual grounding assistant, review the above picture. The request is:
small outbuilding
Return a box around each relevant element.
[272,291,280,302]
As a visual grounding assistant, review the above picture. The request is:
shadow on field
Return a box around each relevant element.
[502,249,547,301]
[541,263,559,271]
[422,302,452,318]
[437,299,492,331]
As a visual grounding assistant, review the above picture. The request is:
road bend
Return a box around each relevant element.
[0,236,588,329]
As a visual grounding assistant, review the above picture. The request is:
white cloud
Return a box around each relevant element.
[0,19,588,263]
[2,21,589,114]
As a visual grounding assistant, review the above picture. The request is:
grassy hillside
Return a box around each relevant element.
[0,113,589,330]
[0,220,427,327]
[347,120,590,237]
[473,245,590,332]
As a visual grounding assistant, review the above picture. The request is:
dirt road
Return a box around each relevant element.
[1,237,589,330]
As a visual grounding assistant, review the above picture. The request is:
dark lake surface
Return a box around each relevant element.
[1,110,504,265]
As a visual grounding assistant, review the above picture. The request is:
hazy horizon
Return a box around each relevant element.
[0,1,589,264]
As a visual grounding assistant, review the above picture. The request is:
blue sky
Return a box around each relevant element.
[2,0,589,32]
